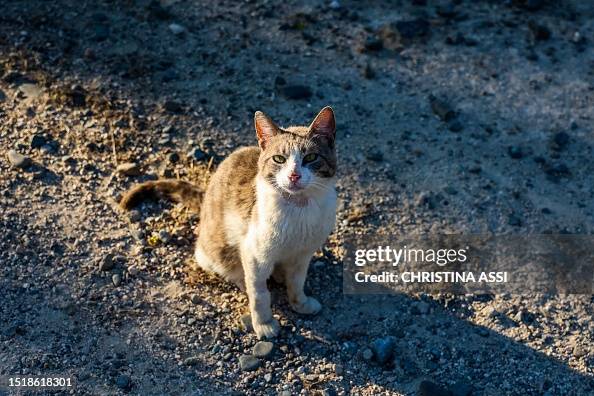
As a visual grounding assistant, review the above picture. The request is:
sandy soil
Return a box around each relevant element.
[1,0,593,395]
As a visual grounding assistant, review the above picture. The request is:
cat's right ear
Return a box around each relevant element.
[254,111,279,149]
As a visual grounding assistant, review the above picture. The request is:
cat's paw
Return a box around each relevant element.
[291,296,322,315]
[253,318,280,340]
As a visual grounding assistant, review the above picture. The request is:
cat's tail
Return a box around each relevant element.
[119,179,203,213]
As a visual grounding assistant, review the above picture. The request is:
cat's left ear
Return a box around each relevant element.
[309,106,336,142]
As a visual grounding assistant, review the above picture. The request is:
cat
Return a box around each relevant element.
[120,107,337,339]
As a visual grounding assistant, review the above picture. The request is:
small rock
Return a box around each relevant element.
[448,119,463,132]
[168,152,180,163]
[117,162,141,176]
[163,100,183,113]
[253,341,274,358]
[115,375,131,391]
[362,37,383,52]
[572,344,588,358]
[417,380,452,396]
[168,23,186,35]
[551,131,569,151]
[187,147,207,162]
[158,229,171,243]
[100,253,116,271]
[112,274,122,287]
[362,348,373,360]
[7,150,31,169]
[128,210,141,222]
[190,294,201,305]
[240,314,253,331]
[429,95,455,122]
[18,83,43,100]
[371,337,396,365]
[508,146,524,159]
[334,364,344,375]
[264,373,273,382]
[366,148,384,162]
[329,0,341,9]
[508,214,522,227]
[31,134,48,149]
[184,356,200,366]
[239,355,261,371]
[279,85,312,100]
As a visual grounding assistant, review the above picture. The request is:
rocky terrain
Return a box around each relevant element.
[1,0,593,395]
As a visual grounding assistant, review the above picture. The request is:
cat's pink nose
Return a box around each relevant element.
[289,172,301,183]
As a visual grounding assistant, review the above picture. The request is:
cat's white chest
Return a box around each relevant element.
[253,179,336,256]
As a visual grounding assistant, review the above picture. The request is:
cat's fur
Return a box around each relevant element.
[120,107,337,339]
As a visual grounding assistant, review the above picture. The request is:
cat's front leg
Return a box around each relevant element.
[243,257,280,339]
[285,256,322,315]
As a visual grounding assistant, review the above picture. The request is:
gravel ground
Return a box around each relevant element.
[1,0,593,395]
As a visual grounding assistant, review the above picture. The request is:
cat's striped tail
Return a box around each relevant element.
[119,179,203,213]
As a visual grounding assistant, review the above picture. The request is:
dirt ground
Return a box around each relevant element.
[1,0,593,395]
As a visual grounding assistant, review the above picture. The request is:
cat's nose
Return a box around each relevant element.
[289,172,301,183]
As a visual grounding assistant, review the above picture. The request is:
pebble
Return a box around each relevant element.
[239,354,261,371]
[100,253,116,271]
[18,83,43,100]
[264,373,273,382]
[7,150,31,169]
[184,356,200,366]
[279,85,312,100]
[572,344,588,358]
[448,119,463,132]
[117,162,141,176]
[168,152,180,163]
[508,146,523,159]
[240,314,253,331]
[128,210,141,222]
[158,229,171,244]
[30,134,48,149]
[417,380,451,396]
[112,274,122,287]
[362,348,373,360]
[371,337,396,365]
[115,375,131,390]
[190,294,201,305]
[253,341,274,358]
[168,23,186,35]
[187,147,207,162]
[429,95,455,122]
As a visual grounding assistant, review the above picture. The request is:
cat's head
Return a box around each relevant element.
[254,107,336,197]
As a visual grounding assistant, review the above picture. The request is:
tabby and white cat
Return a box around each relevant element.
[121,107,337,339]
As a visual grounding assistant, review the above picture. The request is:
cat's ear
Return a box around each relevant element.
[254,111,279,149]
[309,106,336,142]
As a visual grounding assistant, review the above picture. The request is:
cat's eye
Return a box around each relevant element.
[272,155,286,164]
[302,153,318,164]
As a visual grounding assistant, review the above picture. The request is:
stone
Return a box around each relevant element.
[158,230,171,243]
[112,274,122,287]
[362,348,373,360]
[429,95,455,122]
[190,294,201,305]
[253,341,274,358]
[279,85,312,100]
[7,150,31,169]
[168,23,186,35]
[371,337,396,365]
[184,356,200,366]
[187,147,207,162]
[572,344,588,358]
[239,354,261,371]
[117,162,141,176]
[168,152,180,163]
[18,83,43,100]
[115,375,131,390]
[508,146,523,159]
[240,314,253,331]
[100,253,116,271]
